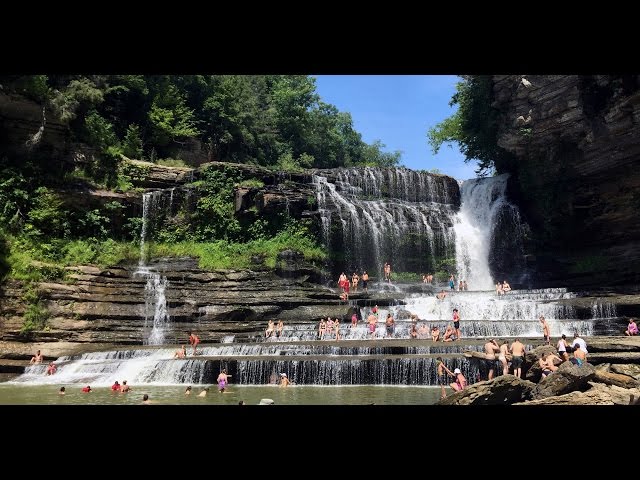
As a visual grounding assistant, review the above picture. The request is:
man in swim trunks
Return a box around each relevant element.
[539,316,550,345]
[509,338,526,378]
[483,339,500,380]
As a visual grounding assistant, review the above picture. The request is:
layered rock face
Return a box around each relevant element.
[0,258,347,349]
[492,75,640,288]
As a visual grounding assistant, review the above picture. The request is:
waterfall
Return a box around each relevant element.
[454,174,527,290]
[136,191,170,345]
[313,167,458,279]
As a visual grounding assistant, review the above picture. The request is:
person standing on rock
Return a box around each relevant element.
[385,313,395,338]
[367,312,377,338]
[452,308,461,340]
[384,262,392,283]
[557,334,570,362]
[509,338,526,378]
[498,341,510,375]
[362,271,369,293]
[483,339,500,380]
[189,331,200,355]
[318,318,326,339]
[539,316,551,345]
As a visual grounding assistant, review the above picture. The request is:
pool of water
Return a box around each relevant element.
[0,383,442,405]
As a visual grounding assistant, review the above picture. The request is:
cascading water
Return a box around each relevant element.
[8,167,624,390]
[313,167,459,279]
[453,174,527,290]
[136,191,170,345]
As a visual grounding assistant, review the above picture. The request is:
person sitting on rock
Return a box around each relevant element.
[30,350,43,364]
[539,352,561,378]
[450,368,467,392]
[571,344,587,366]
[442,325,456,342]
[265,321,275,339]
[625,318,638,336]
[430,326,440,342]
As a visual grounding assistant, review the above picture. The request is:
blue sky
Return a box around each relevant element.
[314,75,479,181]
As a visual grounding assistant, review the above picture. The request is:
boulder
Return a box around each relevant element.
[521,382,640,405]
[532,361,595,399]
[438,374,535,405]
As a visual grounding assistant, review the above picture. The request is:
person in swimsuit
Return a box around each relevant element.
[174,345,186,359]
[385,313,395,338]
[198,387,209,397]
[184,386,192,395]
[318,318,326,339]
[498,341,510,375]
[276,320,284,338]
[539,316,550,345]
[625,318,638,336]
[30,350,43,364]
[279,373,291,387]
[436,357,454,399]
[121,380,131,393]
[431,326,440,342]
[362,271,369,293]
[509,338,526,378]
[217,369,229,392]
[443,325,456,342]
[539,352,560,378]
[452,309,461,340]
[557,334,569,362]
[46,362,57,375]
[450,368,467,392]
[571,344,587,366]
[367,313,377,338]
[188,331,200,355]
[483,339,500,380]
[59,387,66,395]
[265,320,275,339]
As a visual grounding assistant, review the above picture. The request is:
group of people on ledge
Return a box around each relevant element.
[265,319,285,338]
[495,280,512,295]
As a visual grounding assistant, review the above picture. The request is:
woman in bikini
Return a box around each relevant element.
[318,318,326,339]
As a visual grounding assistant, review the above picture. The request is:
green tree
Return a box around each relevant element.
[360,140,402,167]
[427,75,515,176]
[122,124,144,159]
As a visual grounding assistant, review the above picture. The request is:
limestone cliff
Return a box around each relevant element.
[492,75,640,288]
